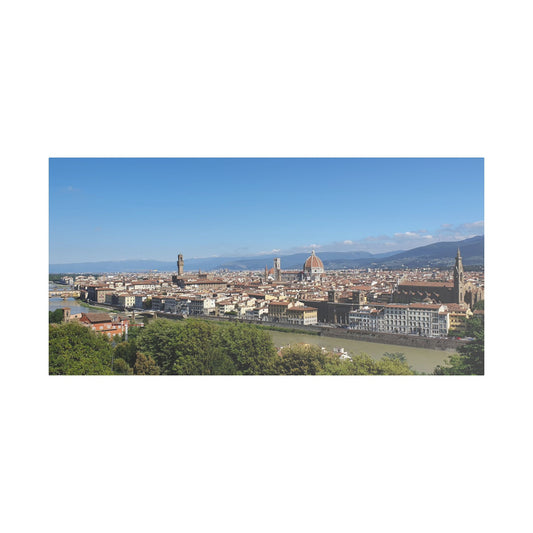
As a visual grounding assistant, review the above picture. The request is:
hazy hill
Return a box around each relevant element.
[49,236,483,273]
[371,235,484,268]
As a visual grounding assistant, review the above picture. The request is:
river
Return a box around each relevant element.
[49,297,112,316]
[267,330,454,374]
[49,280,118,316]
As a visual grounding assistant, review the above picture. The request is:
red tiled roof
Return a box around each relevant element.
[81,313,113,323]
[303,250,324,270]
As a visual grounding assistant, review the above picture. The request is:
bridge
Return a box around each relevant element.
[49,290,81,298]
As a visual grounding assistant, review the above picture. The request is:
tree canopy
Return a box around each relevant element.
[50,318,417,376]
[434,315,484,375]
[49,309,64,324]
[49,322,114,375]
[276,345,414,375]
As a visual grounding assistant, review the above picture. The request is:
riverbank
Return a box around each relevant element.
[267,330,450,374]
[75,305,463,351]
[73,298,114,312]
[160,313,465,351]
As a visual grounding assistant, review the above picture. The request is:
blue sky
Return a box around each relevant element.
[49,158,484,263]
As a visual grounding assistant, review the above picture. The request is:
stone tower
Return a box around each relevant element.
[177,253,184,276]
[453,248,465,304]
[352,290,366,308]
[274,257,281,282]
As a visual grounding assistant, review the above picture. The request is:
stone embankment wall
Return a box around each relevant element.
[313,328,465,351]
[154,313,465,351]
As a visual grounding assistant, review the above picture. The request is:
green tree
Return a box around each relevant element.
[49,309,65,324]
[216,323,278,375]
[276,344,328,375]
[465,315,484,338]
[113,358,133,375]
[135,319,233,375]
[170,320,236,375]
[143,298,152,309]
[382,352,407,363]
[472,300,484,311]
[434,317,484,375]
[49,323,114,375]
[324,352,414,375]
[343,353,381,375]
[133,352,160,375]
[135,319,184,373]
[375,357,414,375]
[272,344,415,376]
[114,341,138,367]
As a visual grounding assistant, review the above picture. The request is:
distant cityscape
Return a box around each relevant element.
[51,239,484,341]
[49,158,484,374]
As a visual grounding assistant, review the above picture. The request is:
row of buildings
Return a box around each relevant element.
[69,248,483,338]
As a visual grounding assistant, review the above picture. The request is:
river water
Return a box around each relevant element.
[49,281,118,316]
[267,330,454,374]
[49,297,106,315]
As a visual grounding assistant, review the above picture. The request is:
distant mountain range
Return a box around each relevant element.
[49,235,484,273]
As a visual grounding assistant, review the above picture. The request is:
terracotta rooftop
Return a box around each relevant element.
[81,313,112,323]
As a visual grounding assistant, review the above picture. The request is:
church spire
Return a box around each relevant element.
[453,247,464,304]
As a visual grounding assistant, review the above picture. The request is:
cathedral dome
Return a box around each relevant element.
[303,250,324,272]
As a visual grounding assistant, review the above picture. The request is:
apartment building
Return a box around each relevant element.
[117,293,136,308]
[285,306,318,325]
[188,297,216,316]
[446,303,473,334]
[349,303,449,337]
[151,296,166,311]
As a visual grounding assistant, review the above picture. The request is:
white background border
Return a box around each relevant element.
[2,1,531,532]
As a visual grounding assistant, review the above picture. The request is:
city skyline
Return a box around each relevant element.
[49,158,484,264]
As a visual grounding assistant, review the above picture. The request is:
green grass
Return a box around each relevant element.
[74,299,114,313]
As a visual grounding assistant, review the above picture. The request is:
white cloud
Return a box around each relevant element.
[257,248,281,255]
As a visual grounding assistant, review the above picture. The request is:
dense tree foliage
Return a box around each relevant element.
[50,318,416,375]
[472,300,484,311]
[49,323,114,375]
[134,320,278,375]
[434,316,484,375]
[133,352,160,375]
[276,345,414,375]
[216,323,278,375]
[382,352,407,363]
[114,341,138,367]
[49,309,64,324]
[112,358,133,375]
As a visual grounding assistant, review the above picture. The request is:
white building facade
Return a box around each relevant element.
[349,303,449,337]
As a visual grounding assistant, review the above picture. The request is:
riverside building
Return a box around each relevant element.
[349,303,450,337]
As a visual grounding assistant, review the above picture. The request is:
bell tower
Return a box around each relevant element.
[453,248,465,304]
[274,257,281,282]
[177,253,184,276]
